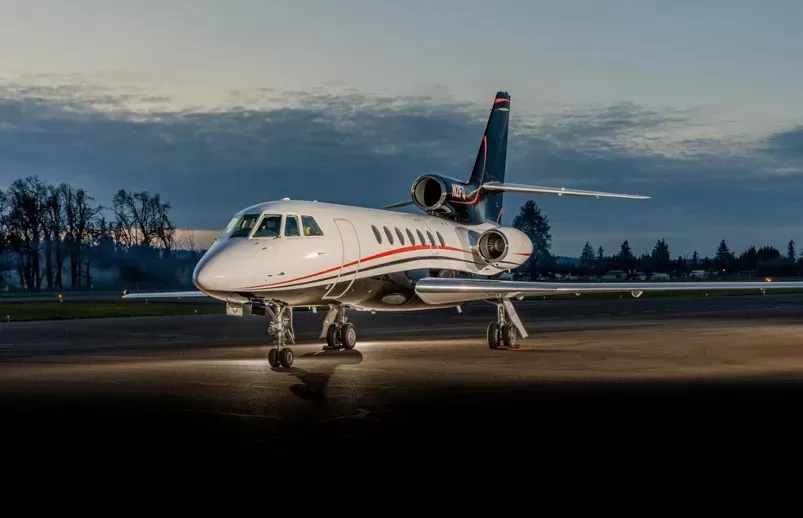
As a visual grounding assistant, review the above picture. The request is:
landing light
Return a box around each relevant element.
[765,277,773,282]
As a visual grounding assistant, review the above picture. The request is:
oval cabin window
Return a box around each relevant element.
[371,225,382,243]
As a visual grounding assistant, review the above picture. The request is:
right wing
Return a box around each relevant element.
[415,277,802,305]
[122,290,208,300]
[480,182,650,200]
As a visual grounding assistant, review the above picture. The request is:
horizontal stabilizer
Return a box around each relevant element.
[122,290,208,299]
[481,182,650,200]
[415,277,801,305]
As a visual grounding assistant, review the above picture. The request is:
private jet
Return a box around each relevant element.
[123,91,802,368]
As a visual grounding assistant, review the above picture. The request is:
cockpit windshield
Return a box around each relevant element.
[224,214,260,238]
[252,214,283,238]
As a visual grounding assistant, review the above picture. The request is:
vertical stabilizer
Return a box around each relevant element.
[452,91,510,224]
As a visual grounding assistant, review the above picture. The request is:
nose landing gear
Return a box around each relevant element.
[265,303,296,368]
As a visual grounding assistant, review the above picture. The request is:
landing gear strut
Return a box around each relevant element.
[265,303,296,368]
[320,305,357,350]
[486,298,528,350]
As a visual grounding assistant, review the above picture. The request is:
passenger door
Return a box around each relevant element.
[323,218,362,300]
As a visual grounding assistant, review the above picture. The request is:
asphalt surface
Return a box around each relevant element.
[3,293,803,486]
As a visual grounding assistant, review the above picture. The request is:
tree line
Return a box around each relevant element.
[2,177,795,292]
[0,176,201,292]
[512,200,802,278]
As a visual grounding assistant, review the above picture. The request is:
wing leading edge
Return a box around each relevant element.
[383,182,649,210]
[479,182,650,200]
[414,277,803,305]
[122,290,208,299]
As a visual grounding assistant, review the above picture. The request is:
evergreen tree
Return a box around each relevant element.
[596,245,605,273]
[579,241,595,271]
[512,200,552,274]
[651,238,671,271]
[714,239,732,272]
[617,240,634,269]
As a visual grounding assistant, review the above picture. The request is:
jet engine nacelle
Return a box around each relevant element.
[410,174,470,213]
[476,227,533,268]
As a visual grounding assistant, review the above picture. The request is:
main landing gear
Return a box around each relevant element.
[320,305,357,351]
[265,303,296,368]
[486,298,529,350]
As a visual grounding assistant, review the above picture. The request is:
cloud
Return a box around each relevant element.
[0,77,801,257]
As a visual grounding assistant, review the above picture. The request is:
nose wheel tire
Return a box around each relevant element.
[268,347,293,368]
[279,347,294,368]
[268,348,279,367]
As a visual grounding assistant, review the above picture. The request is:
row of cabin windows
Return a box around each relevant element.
[371,224,445,248]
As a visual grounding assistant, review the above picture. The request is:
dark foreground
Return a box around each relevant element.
[3,294,803,486]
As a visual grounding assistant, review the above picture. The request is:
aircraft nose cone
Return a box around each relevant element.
[192,254,230,292]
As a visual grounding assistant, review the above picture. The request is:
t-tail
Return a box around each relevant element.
[452,91,511,224]
[384,90,651,224]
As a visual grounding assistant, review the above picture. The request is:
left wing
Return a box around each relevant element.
[383,200,415,209]
[382,182,648,210]
[122,290,208,300]
[415,277,803,305]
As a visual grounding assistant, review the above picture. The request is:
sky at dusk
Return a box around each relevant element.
[1,0,803,258]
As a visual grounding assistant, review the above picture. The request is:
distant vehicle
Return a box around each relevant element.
[122,91,802,368]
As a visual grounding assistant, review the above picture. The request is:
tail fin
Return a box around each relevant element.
[383,90,648,219]
[462,91,510,224]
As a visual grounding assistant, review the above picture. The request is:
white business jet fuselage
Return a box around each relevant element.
[125,90,802,369]
[191,199,533,311]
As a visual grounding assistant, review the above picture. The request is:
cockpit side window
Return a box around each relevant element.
[301,215,323,236]
[284,215,300,236]
[252,214,283,238]
[229,214,261,238]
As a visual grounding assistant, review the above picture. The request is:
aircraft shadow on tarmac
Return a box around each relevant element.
[271,348,363,401]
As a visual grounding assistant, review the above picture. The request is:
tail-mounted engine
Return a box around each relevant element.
[475,227,533,268]
[410,174,472,215]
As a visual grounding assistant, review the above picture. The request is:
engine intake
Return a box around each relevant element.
[475,227,533,267]
[478,230,509,262]
[411,175,448,211]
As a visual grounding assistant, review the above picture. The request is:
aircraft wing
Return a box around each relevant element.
[383,200,415,209]
[414,277,802,305]
[122,290,208,300]
[480,182,650,200]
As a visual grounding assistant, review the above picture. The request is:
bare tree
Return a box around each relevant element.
[111,189,174,249]
[62,185,101,288]
[82,215,111,288]
[6,177,49,290]
[173,230,198,253]
[0,189,8,258]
